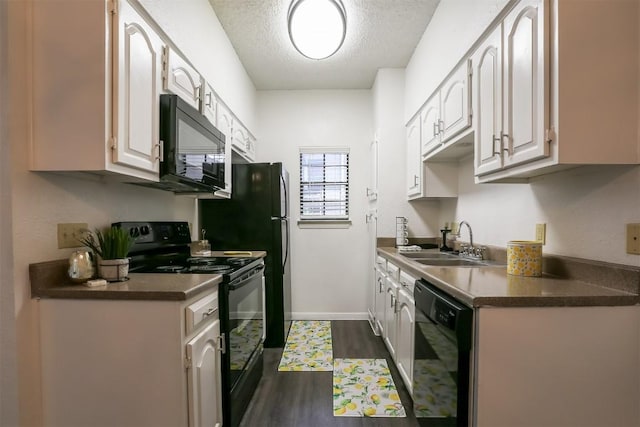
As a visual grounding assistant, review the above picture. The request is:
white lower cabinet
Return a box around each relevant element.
[383,274,400,361]
[475,306,640,427]
[186,317,223,427]
[395,285,415,395]
[378,257,417,397]
[39,290,223,427]
[395,271,417,392]
[374,263,387,336]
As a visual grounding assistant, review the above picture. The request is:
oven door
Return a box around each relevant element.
[226,265,265,390]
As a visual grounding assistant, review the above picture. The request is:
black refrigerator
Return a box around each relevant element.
[199,162,292,348]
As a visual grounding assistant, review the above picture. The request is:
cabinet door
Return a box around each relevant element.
[164,47,201,109]
[473,25,504,176]
[396,287,415,396]
[375,268,386,336]
[366,211,378,334]
[420,95,441,155]
[367,138,378,201]
[217,101,234,151]
[439,60,472,143]
[113,0,164,173]
[502,0,549,168]
[406,116,422,199]
[246,134,256,162]
[201,81,217,126]
[232,123,252,161]
[186,318,223,427]
[383,277,398,361]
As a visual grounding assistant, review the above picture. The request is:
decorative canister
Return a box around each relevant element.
[507,240,542,277]
[68,250,95,283]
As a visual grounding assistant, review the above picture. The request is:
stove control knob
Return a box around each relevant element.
[129,227,140,237]
[140,225,150,235]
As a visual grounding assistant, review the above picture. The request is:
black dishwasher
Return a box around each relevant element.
[413,279,473,427]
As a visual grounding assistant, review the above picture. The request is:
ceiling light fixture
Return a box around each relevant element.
[287,0,347,60]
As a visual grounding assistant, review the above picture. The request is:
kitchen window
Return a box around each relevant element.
[299,147,350,228]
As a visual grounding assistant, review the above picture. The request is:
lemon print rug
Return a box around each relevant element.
[277,320,333,371]
[333,358,406,417]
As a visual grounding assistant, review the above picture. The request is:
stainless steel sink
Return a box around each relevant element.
[400,252,456,259]
[414,258,487,267]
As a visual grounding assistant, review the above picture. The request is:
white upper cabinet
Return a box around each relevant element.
[201,81,218,126]
[232,122,255,163]
[406,114,458,200]
[112,0,164,174]
[501,0,549,169]
[439,61,472,143]
[421,60,473,161]
[164,47,201,110]
[472,25,504,176]
[474,0,638,182]
[406,115,422,199]
[420,95,441,156]
[30,0,164,181]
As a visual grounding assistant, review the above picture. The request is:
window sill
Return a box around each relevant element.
[297,219,352,229]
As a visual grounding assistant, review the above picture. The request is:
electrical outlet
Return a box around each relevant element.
[535,223,546,245]
[627,223,640,255]
[57,223,89,249]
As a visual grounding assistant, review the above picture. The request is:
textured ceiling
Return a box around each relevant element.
[208,0,441,90]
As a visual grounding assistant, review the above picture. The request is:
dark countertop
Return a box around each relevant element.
[30,251,267,301]
[377,247,640,308]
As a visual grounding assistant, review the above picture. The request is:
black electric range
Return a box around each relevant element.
[113,221,264,427]
[116,220,262,278]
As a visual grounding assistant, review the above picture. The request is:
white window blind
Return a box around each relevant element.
[299,148,349,220]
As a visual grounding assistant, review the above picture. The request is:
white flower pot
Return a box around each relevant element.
[98,258,130,282]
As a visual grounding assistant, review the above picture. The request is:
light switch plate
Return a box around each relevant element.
[627,223,640,255]
[57,223,89,249]
[535,223,546,245]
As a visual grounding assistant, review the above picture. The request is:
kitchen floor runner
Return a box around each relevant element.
[333,358,406,417]
[277,320,333,371]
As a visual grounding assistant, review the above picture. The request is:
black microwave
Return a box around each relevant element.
[157,94,226,193]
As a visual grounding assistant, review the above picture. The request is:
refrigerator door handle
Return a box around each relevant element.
[280,174,289,218]
[282,217,289,270]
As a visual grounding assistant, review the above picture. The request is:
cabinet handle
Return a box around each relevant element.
[433,122,438,137]
[217,333,226,354]
[155,141,163,161]
[205,92,212,108]
[438,119,444,135]
[414,175,419,187]
[390,294,395,308]
[379,279,383,293]
[203,307,216,317]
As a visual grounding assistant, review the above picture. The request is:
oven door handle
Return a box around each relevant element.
[228,264,265,290]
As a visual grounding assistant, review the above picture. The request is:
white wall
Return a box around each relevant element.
[139,0,257,132]
[8,1,255,425]
[408,0,640,265]
[372,69,441,239]
[256,90,373,318]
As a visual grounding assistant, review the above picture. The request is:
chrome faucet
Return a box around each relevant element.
[458,221,473,249]
[457,221,486,260]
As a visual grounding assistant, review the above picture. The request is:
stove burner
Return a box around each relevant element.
[189,265,233,274]
[156,265,185,273]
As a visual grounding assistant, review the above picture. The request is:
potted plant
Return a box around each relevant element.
[80,226,134,282]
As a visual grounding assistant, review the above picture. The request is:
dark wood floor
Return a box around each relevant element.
[239,320,419,427]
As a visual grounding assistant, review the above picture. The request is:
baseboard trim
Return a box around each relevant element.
[291,312,368,321]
